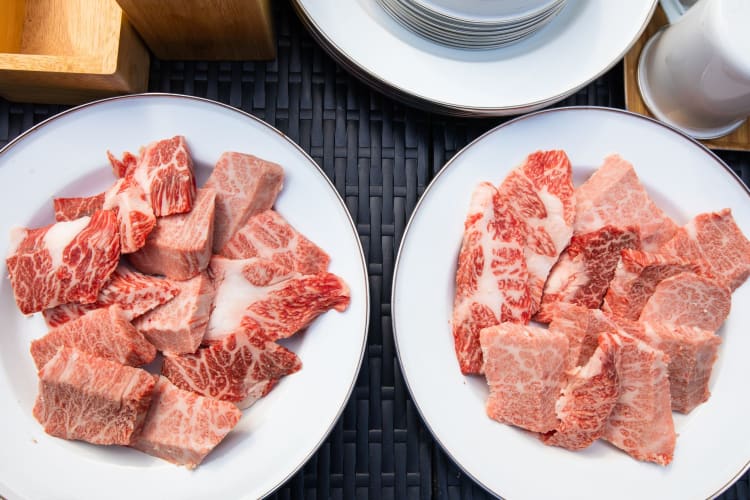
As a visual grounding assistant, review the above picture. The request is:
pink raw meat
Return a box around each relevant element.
[602,330,675,465]
[33,347,155,446]
[162,326,302,409]
[480,323,568,433]
[129,187,216,280]
[204,152,284,252]
[108,135,196,217]
[602,249,702,320]
[660,209,750,290]
[31,305,156,370]
[54,193,106,221]
[219,209,330,275]
[639,272,731,331]
[499,150,575,313]
[540,332,620,450]
[548,303,618,369]
[617,319,721,414]
[43,263,180,327]
[206,256,350,343]
[452,182,530,374]
[133,271,214,355]
[130,377,242,469]
[7,210,120,314]
[536,226,640,322]
[574,155,677,251]
[53,177,156,254]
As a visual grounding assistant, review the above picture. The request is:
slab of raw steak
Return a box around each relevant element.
[130,377,241,469]
[42,263,180,327]
[129,187,216,280]
[602,249,702,320]
[639,272,731,331]
[31,305,156,370]
[206,256,350,343]
[574,155,677,251]
[480,323,568,433]
[536,226,640,322]
[617,318,721,414]
[108,135,196,216]
[219,209,330,275]
[133,271,215,355]
[540,332,620,450]
[33,347,155,445]
[499,150,575,313]
[162,326,302,409]
[452,182,530,374]
[602,330,675,465]
[204,152,284,252]
[7,210,120,314]
[660,209,750,291]
[548,303,619,369]
[54,176,156,254]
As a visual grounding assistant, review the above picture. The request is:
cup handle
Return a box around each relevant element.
[658,0,699,23]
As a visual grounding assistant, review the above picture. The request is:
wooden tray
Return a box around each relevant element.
[0,0,149,105]
[623,5,750,151]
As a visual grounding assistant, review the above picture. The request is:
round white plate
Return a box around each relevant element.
[0,94,369,500]
[392,107,750,500]
[412,0,560,25]
[292,0,657,116]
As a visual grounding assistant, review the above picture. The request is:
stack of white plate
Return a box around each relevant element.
[376,0,568,49]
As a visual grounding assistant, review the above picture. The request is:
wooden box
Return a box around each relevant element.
[0,0,150,105]
[115,0,275,61]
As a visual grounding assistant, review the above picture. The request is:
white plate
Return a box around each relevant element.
[0,94,369,500]
[411,0,561,25]
[292,0,657,116]
[392,107,750,500]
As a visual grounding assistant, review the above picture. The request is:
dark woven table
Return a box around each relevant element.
[1,1,749,499]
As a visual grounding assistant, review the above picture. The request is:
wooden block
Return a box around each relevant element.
[624,5,750,151]
[116,0,275,60]
[0,0,150,105]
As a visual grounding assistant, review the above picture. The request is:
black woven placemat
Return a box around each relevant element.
[1,1,749,499]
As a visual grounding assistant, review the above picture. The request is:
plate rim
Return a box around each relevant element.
[390,105,750,499]
[0,92,371,500]
[291,0,658,116]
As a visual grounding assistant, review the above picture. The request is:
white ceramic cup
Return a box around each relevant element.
[638,0,750,139]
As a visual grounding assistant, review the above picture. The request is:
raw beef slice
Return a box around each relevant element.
[54,193,106,221]
[130,377,242,469]
[480,323,568,433]
[31,305,156,370]
[162,327,302,408]
[547,303,619,369]
[452,182,530,374]
[129,187,216,280]
[498,150,575,313]
[660,209,750,291]
[204,152,284,252]
[219,209,330,275]
[639,272,731,331]
[108,135,196,216]
[602,249,701,320]
[541,332,620,450]
[7,210,120,314]
[133,271,215,355]
[536,226,640,322]
[574,155,677,251]
[33,347,155,445]
[206,256,350,343]
[43,263,180,327]
[618,319,721,414]
[602,330,675,465]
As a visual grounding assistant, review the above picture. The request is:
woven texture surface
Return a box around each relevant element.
[1,1,749,498]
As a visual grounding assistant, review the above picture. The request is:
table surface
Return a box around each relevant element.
[1,1,749,499]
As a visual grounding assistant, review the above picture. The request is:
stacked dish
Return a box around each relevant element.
[376,0,568,49]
